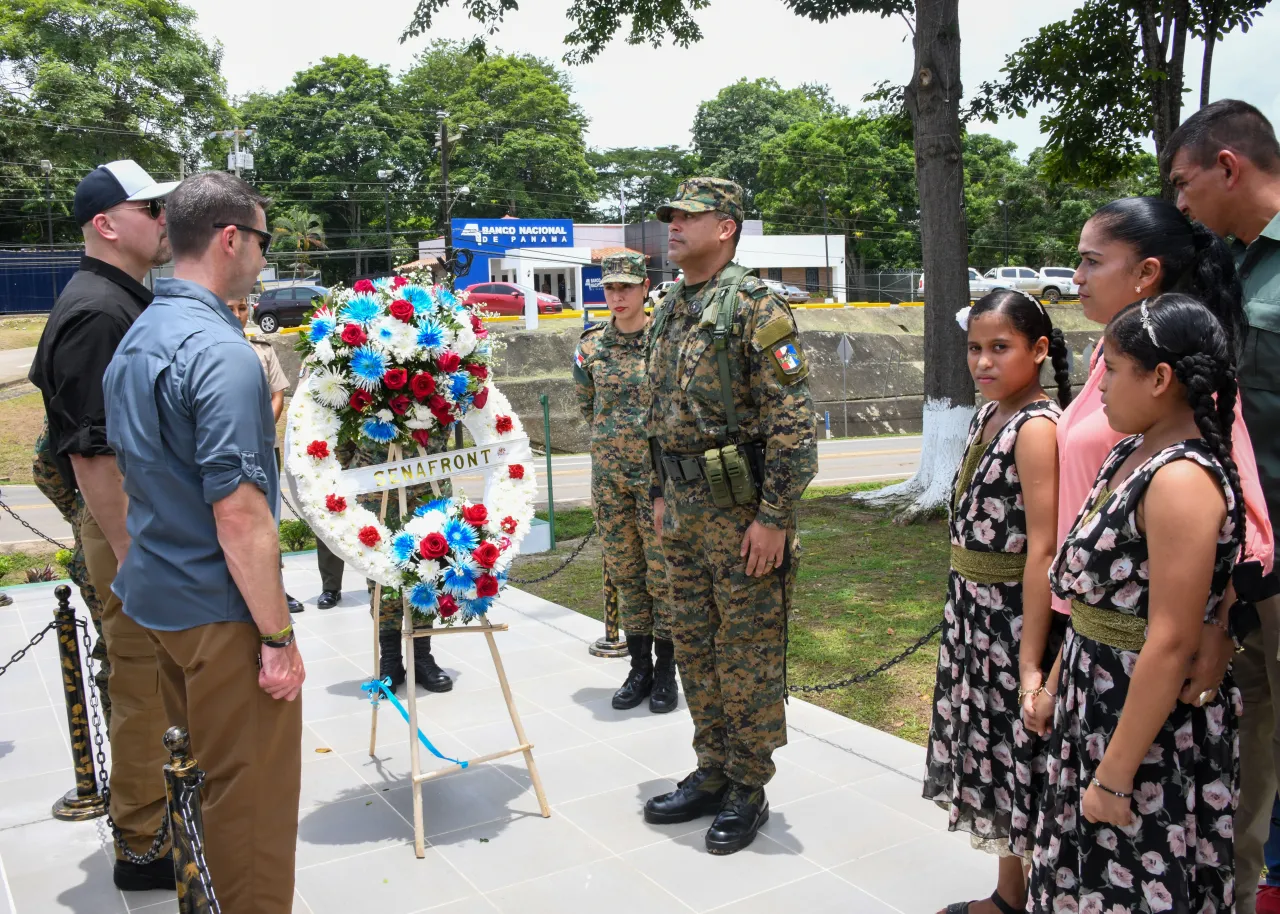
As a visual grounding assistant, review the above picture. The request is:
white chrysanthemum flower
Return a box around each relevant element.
[311,339,337,364]
[414,559,442,582]
[452,325,477,357]
[388,324,419,362]
[376,408,395,423]
[369,317,401,352]
[310,367,350,409]
[415,509,450,536]
[405,404,436,430]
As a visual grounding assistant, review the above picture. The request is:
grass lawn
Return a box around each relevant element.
[0,391,45,483]
[508,483,950,745]
[0,316,47,351]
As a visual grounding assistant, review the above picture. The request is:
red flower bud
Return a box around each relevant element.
[349,389,373,412]
[341,323,367,346]
[428,395,447,411]
[391,275,408,288]
[465,363,489,380]
[472,542,500,569]
[436,352,461,373]
[463,504,488,526]
[389,299,415,323]
[307,440,330,459]
[472,387,489,409]
[411,428,432,448]
[475,574,499,598]
[383,368,408,390]
[470,314,485,334]
[353,279,375,293]
[500,516,518,534]
[325,494,347,514]
[389,394,411,415]
[358,525,381,547]
[508,464,524,480]
[437,594,459,617]
[495,415,514,434]
[420,533,449,560]
[410,372,436,400]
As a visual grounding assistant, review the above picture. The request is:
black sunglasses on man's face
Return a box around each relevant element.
[213,222,271,255]
[118,198,165,219]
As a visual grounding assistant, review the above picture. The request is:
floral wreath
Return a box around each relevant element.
[284,274,535,624]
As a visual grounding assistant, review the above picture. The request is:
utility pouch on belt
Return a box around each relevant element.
[702,444,756,508]
[703,447,734,508]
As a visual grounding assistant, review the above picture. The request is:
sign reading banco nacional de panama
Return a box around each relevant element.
[451,218,574,250]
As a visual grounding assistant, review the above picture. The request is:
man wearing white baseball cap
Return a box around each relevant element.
[29,159,176,892]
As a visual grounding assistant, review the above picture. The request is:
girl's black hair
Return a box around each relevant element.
[969,288,1073,408]
[1090,197,1245,355]
[1107,293,1245,545]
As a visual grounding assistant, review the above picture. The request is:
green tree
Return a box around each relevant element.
[0,0,228,244]
[271,207,327,277]
[589,145,701,221]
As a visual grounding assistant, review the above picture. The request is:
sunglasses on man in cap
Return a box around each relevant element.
[74,160,178,226]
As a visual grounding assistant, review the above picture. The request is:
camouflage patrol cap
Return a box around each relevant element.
[656,177,745,224]
[600,251,647,285]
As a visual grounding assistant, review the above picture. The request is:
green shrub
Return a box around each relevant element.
[55,548,74,567]
[279,519,316,553]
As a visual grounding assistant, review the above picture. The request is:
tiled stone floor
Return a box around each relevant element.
[0,552,992,913]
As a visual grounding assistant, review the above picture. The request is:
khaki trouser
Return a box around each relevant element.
[79,510,170,860]
[148,622,302,914]
[1234,594,1280,914]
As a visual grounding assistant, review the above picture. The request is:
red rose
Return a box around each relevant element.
[420,533,448,560]
[433,408,454,426]
[472,542,500,569]
[427,395,447,411]
[437,595,459,618]
[500,516,518,534]
[384,368,408,390]
[470,314,485,334]
[349,389,373,412]
[410,372,436,400]
[341,323,367,346]
[389,395,411,415]
[353,279,375,293]
[495,415,514,434]
[475,574,499,598]
[436,352,461,373]
[508,464,524,481]
[465,363,489,380]
[472,387,489,409]
[389,299,415,323]
[463,504,488,526]
[307,440,330,459]
[358,526,380,547]
[325,494,347,514]
[392,275,408,288]
[411,429,432,448]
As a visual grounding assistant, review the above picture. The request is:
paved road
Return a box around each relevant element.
[0,435,921,547]
[0,346,36,388]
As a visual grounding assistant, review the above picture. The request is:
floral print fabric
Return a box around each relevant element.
[1027,436,1242,913]
[924,398,1060,857]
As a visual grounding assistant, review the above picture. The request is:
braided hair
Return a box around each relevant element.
[969,288,1073,407]
[1106,293,1246,545]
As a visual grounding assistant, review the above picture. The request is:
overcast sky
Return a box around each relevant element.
[188,0,1280,160]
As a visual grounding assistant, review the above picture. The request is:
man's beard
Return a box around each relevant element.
[151,237,171,267]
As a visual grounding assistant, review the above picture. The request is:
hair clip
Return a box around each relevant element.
[1019,289,1047,316]
[1139,299,1160,347]
[955,306,972,332]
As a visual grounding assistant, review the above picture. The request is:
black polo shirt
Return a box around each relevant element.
[30,256,152,491]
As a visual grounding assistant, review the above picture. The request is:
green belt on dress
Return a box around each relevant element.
[1070,600,1147,651]
[949,546,1027,584]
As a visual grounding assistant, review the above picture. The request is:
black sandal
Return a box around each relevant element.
[941,892,1021,914]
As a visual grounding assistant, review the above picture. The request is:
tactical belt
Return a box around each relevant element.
[1070,600,1147,651]
[661,454,707,483]
[949,546,1027,585]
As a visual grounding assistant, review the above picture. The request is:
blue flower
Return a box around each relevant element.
[391,532,417,565]
[443,518,479,554]
[418,497,453,516]
[361,417,397,444]
[402,285,434,313]
[462,596,492,621]
[441,558,476,596]
[416,319,445,351]
[448,372,470,400]
[373,323,397,347]
[307,315,335,343]
[438,289,459,309]
[408,582,439,612]
[373,277,394,292]
[349,346,387,390]
[339,293,381,325]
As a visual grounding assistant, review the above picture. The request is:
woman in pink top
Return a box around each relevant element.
[1048,196,1273,713]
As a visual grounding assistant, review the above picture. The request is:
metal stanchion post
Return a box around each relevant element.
[50,584,107,821]
[539,394,556,549]
[164,727,221,914]
[589,565,628,658]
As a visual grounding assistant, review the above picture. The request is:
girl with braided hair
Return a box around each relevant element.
[925,289,1071,914]
[1026,294,1245,913]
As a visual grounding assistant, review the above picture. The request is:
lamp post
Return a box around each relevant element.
[377,168,393,273]
[997,198,1009,265]
[40,159,56,301]
[819,190,831,301]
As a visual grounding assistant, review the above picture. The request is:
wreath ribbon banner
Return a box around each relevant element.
[339,437,533,496]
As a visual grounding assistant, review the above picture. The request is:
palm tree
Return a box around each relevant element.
[272,208,326,277]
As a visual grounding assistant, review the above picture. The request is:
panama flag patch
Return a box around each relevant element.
[773,342,801,374]
[574,347,585,368]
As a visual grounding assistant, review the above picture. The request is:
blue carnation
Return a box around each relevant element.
[438,289,459,309]
[462,596,493,621]
[408,582,439,612]
[402,285,434,313]
[418,497,453,516]
[307,316,335,343]
[373,277,394,292]
[339,294,381,325]
[443,517,479,554]
[448,372,470,400]
[441,558,476,596]
[416,319,445,351]
[391,532,417,565]
[350,346,387,390]
[361,417,397,444]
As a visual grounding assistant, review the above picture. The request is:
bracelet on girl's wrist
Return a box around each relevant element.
[1090,775,1132,799]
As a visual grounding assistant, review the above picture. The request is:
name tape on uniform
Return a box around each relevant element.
[340,437,533,495]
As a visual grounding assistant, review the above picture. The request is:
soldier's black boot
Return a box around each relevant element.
[612,633,654,709]
[379,630,406,690]
[649,638,678,713]
[643,767,730,824]
[705,782,769,855]
[413,636,454,692]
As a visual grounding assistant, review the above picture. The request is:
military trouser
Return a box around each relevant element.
[593,474,670,641]
[660,481,793,787]
[356,481,449,634]
[316,538,344,593]
[32,424,110,719]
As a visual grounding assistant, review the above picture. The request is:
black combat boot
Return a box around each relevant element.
[649,638,679,713]
[113,852,177,891]
[612,633,654,710]
[412,636,454,692]
[643,767,730,824]
[379,630,405,690]
[705,782,769,855]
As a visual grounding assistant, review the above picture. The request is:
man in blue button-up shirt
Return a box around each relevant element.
[105,171,305,914]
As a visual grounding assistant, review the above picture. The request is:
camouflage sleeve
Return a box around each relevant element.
[572,335,595,423]
[746,291,818,528]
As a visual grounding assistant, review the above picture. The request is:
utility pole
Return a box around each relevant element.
[437,110,468,287]
[819,191,831,301]
[998,198,1009,265]
[210,128,256,177]
[40,159,56,302]
[377,169,394,273]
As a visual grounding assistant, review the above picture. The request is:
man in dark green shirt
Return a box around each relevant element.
[1166,98,1280,914]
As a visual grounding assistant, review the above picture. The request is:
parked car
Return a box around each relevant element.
[649,280,679,303]
[253,283,328,333]
[1038,267,1080,302]
[918,268,991,300]
[761,279,810,304]
[463,281,564,315]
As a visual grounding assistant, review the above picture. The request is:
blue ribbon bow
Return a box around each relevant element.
[360,677,468,769]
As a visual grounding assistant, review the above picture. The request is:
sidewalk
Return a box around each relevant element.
[0,347,36,391]
[0,552,991,914]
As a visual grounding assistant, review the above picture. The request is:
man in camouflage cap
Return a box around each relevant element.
[642,177,817,854]
[574,251,677,714]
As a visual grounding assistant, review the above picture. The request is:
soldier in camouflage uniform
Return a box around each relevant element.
[33,420,112,720]
[642,178,817,855]
[573,251,677,714]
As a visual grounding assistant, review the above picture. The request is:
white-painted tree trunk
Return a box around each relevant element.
[854,397,973,522]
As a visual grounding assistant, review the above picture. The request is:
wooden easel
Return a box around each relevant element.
[366,442,551,857]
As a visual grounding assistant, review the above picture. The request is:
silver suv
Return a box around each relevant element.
[983,266,1075,303]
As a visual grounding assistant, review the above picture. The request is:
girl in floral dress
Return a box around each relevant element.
[1026,294,1246,914]
[924,289,1072,914]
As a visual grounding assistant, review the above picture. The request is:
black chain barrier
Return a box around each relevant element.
[0,621,57,679]
[0,493,71,549]
[787,620,943,694]
[507,529,596,585]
